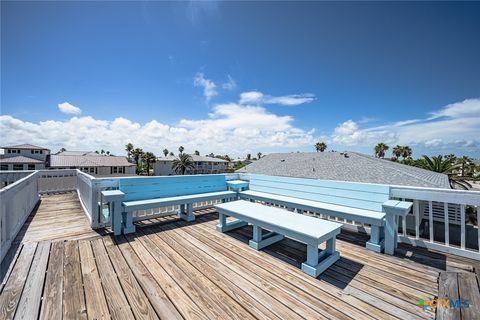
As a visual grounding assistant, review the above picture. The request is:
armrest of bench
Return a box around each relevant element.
[382,200,412,255]
[101,190,126,235]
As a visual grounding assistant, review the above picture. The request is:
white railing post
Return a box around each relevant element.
[444,202,449,246]
[414,200,419,240]
[460,204,465,250]
[429,201,434,242]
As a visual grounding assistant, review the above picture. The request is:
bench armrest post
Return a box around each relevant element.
[101,190,125,236]
[383,200,413,255]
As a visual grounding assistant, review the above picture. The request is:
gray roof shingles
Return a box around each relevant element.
[49,155,135,167]
[1,144,50,150]
[237,152,451,189]
[0,156,44,164]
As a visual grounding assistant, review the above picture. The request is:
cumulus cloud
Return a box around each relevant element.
[331,98,480,155]
[58,102,81,115]
[193,72,218,102]
[0,103,316,156]
[239,91,315,106]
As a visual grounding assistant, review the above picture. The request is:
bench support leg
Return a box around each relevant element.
[178,204,195,222]
[384,214,398,255]
[301,238,340,278]
[366,225,384,253]
[216,212,247,232]
[249,226,284,250]
[122,211,136,234]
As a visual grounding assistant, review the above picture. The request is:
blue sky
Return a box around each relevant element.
[1,1,479,158]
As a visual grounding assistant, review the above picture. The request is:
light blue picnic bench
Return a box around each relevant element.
[215,200,343,277]
[237,174,412,255]
[102,175,236,235]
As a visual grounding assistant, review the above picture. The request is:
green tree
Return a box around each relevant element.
[315,142,327,152]
[257,152,262,159]
[142,152,156,176]
[163,148,169,157]
[178,146,184,155]
[194,150,200,156]
[420,155,471,190]
[402,146,412,159]
[246,153,251,160]
[172,153,194,175]
[132,148,144,173]
[169,151,174,156]
[125,143,134,160]
[456,156,473,177]
[101,149,105,155]
[374,143,389,158]
[392,145,403,159]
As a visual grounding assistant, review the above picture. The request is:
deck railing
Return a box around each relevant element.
[390,185,480,260]
[0,171,39,262]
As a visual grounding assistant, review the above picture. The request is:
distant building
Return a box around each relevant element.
[237,151,451,189]
[154,154,228,176]
[49,154,135,176]
[0,144,50,170]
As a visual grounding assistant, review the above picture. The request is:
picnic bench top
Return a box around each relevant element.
[215,200,342,240]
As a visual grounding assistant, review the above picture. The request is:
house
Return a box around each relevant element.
[49,154,135,176]
[237,151,451,188]
[154,154,229,176]
[0,144,50,170]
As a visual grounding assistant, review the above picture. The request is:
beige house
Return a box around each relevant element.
[0,144,50,170]
[49,154,136,176]
[154,154,228,176]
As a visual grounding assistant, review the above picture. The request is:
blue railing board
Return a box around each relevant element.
[240,174,390,194]
[118,175,228,202]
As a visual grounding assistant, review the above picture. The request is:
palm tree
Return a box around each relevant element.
[392,145,403,159]
[456,156,473,177]
[101,149,105,155]
[194,150,200,156]
[125,143,134,160]
[420,155,471,190]
[142,152,156,176]
[163,148,169,157]
[132,148,143,169]
[169,152,174,156]
[178,146,184,155]
[172,153,194,175]
[257,152,262,159]
[246,153,251,160]
[374,143,389,158]
[106,151,110,156]
[315,142,327,152]
[402,146,412,159]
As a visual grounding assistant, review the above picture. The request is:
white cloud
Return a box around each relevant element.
[239,91,315,106]
[58,102,81,115]
[193,72,218,102]
[0,103,316,157]
[222,75,237,90]
[330,98,480,155]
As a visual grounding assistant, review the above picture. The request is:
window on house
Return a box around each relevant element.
[31,150,34,154]
[13,164,23,170]
[112,167,118,173]
[7,149,11,153]
[0,165,8,170]
[119,167,125,174]
[28,164,35,170]
[40,150,43,154]
[89,167,95,173]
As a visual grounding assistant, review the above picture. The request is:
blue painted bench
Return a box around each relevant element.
[103,175,236,235]
[238,174,412,255]
[215,200,342,277]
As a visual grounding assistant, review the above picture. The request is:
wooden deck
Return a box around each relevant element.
[1,195,480,319]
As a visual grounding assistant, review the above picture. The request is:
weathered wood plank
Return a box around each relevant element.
[14,241,50,320]
[436,272,460,320]
[90,239,134,320]
[124,234,209,320]
[78,240,110,320]
[0,242,37,320]
[63,241,87,319]
[39,241,64,320]
[102,236,158,320]
[114,237,183,320]
[457,272,480,320]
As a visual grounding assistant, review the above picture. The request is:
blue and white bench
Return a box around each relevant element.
[215,200,342,277]
[237,174,412,255]
[102,175,236,235]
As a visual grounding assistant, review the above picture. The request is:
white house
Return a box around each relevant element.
[0,144,50,170]
[154,154,228,176]
[49,154,136,176]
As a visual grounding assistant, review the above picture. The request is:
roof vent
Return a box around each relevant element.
[280,159,285,162]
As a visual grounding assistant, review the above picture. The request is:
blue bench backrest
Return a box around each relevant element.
[118,175,228,201]
[240,174,390,212]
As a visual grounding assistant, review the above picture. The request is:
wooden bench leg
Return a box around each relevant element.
[178,204,195,222]
[384,214,398,255]
[216,212,248,232]
[366,225,385,253]
[301,238,340,278]
[122,211,136,234]
[249,226,284,250]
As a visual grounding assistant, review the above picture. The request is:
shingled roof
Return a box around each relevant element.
[1,144,50,150]
[237,151,451,189]
[0,156,44,164]
[49,155,135,167]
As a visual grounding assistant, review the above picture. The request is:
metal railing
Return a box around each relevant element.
[391,185,480,260]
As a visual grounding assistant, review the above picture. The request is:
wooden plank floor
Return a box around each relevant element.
[1,196,479,319]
